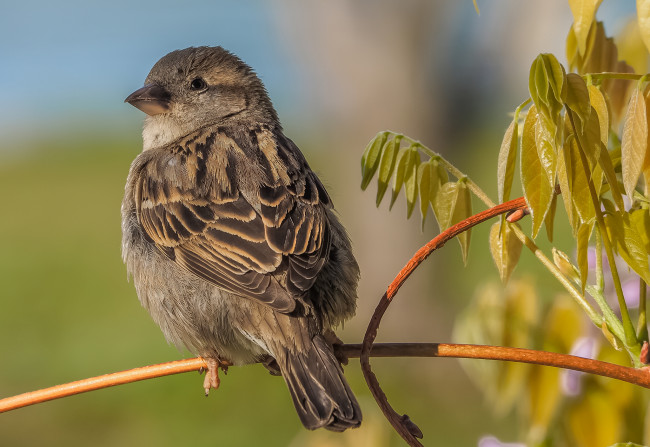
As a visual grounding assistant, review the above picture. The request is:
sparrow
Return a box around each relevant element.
[122,46,361,431]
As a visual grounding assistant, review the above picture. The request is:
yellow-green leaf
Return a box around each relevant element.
[429,158,448,226]
[375,136,400,206]
[542,53,567,105]
[490,220,523,283]
[638,0,650,54]
[604,211,650,283]
[404,147,421,218]
[361,132,387,190]
[558,136,578,233]
[497,117,518,203]
[577,221,594,291]
[598,145,625,211]
[535,119,557,187]
[417,161,431,226]
[622,85,648,199]
[545,192,557,242]
[567,136,596,224]
[552,248,580,283]
[390,146,410,209]
[588,84,610,147]
[569,0,603,55]
[529,56,549,112]
[630,207,650,252]
[565,73,591,129]
[454,180,472,264]
[436,182,459,231]
[521,106,555,238]
[644,89,650,195]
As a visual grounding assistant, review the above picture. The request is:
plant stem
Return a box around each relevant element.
[639,279,648,342]
[585,284,625,342]
[588,72,645,82]
[595,230,604,291]
[566,109,638,348]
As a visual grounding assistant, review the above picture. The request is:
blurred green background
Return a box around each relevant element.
[0,1,638,446]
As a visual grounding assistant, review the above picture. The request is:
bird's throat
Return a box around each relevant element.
[142,115,187,151]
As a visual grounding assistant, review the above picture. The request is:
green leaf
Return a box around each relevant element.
[630,207,650,252]
[530,54,566,131]
[375,136,400,206]
[436,181,459,231]
[598,144,626,211]
[529,56,547,112]
[588,84,610,146]
[454,179,472,264]
[404,147,421,218]
[577,221,594,291]
[604,211,650,284]
[621,85,648,199]
[552,248,580,283]
[390,145,410,209]
[565,72,591,129]
[497,117,518,203]
[521,106,554,238]
[558,135,578,233]
[542,53,567,105]
[568,0,603,55]
[361,132,387,190]
[567,136,596,224]
[429,158,448,227]
[535,118,557,187]
[417,161,431,226]
[490,219,523,283]
[545,192,557,242]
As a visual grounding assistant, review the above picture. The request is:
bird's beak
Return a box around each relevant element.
[124,84,171,116]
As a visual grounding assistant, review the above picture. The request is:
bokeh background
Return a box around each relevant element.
[0,1,638,446]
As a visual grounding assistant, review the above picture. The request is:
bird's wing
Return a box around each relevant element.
[133,127,331,314]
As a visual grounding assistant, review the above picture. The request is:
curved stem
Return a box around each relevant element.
[361,197,529,447]
[566,109,637,348]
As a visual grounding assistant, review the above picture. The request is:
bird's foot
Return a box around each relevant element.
[200,357,229,396]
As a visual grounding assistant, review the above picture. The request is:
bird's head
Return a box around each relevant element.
[125,46,278,150]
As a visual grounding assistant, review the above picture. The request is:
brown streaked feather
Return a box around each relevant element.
[134,125,332,313]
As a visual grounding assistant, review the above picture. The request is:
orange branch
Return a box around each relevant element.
[4,341,650,416]
[0,358,207,413]
[360,197,528,446]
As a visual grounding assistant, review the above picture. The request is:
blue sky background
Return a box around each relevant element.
[0,1,297,144]
[0,1,636,148]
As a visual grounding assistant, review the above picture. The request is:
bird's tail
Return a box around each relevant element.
[279,334,362,431]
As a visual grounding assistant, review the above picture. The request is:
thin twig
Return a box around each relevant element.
[360,197,528,447]
[4,341,650,416]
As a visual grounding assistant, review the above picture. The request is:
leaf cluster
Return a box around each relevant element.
[361,132,472,263]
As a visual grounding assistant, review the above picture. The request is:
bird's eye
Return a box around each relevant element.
[189,78,207,91]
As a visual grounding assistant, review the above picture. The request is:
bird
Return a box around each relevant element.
[121,46,361,431]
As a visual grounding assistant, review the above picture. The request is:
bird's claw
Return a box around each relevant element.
[201,357,227,396]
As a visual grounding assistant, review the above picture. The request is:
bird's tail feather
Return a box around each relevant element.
[280,334,362,431]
